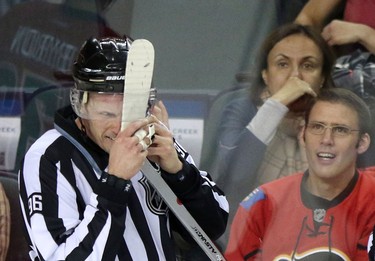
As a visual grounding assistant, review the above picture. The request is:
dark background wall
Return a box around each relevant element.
[106,0,280,93]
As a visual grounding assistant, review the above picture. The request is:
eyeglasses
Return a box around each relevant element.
[306,122,360,137]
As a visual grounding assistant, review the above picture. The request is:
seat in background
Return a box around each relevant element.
[0,171,29,261]
[13,84,72,174]
[200,84,250,175]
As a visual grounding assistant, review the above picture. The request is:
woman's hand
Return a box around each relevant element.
[271,77,317,106]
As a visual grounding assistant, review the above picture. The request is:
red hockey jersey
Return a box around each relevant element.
[225,169,375,260]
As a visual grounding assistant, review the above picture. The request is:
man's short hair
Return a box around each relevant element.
[305,88,372,136]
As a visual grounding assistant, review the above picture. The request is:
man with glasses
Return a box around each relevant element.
[225,88,375,260]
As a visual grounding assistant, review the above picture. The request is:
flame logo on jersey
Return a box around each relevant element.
[274,247,350,260]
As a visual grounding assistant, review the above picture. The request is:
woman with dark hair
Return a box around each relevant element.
[212,23,335,248]
[250,23,335,106]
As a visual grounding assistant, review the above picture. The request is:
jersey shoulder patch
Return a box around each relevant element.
[240,188,266,210]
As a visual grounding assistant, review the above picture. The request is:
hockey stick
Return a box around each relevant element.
[121,39,155,131]
[142,160,226,261]
[122,39,226,261]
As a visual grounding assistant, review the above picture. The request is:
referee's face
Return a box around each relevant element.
[82,93,123,152]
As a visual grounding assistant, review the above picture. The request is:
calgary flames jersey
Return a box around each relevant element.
[226,170,375,261]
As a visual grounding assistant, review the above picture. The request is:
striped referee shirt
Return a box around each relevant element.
[19,106,228,261]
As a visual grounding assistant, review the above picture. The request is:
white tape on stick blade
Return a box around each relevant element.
[121,39,155,131]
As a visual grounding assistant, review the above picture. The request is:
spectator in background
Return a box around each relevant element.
[295,0,375,167]
[225,88,375,260]
[211,23,335,248]
[295,0,375,55]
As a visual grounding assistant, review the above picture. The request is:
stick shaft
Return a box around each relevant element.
[141,161,226,261]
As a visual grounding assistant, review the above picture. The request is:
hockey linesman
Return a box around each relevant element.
[18,36,228,260]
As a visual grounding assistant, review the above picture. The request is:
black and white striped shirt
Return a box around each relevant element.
[19,106,228,261]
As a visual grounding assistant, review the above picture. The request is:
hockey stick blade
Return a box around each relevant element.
[121,39,154,131]
[142,160,226,261]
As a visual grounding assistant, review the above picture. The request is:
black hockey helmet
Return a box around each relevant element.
[70,36,157,120]
[73,36,132,93]
[71,36,132,119]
